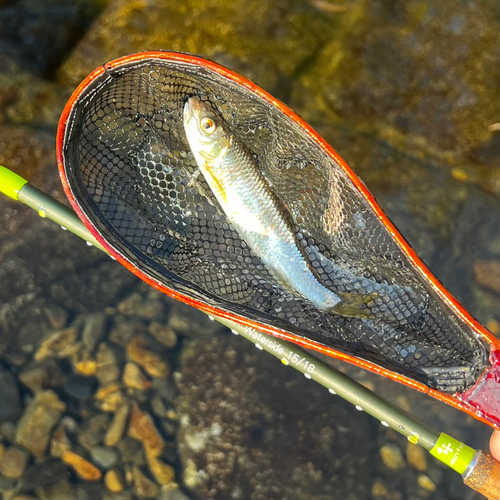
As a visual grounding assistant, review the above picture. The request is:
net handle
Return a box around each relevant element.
[1,164,498,498]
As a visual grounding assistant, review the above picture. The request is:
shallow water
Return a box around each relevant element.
[0,1,498,499]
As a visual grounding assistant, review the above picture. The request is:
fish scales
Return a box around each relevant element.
[183,96,341,310]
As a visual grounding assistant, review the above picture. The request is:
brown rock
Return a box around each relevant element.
[147,454,175,485]
[128,402,164,458]
[105,468,125,493]
[127,335,170,378]
[474,260,500,295]
[95,383,126,412]
[406,443,427,472]
[380,444,406,470]
[418,474,436,492]
[123,363,151,390]
[50,425,72,458]
[75,359,97,377]
[148,323,177,349]
[104,403,130,447]
[34,327,79,361]
[62,450,102,481]
[0,446,29,478]
[132,466,159,498]
[78,413,111,450]
[16,390,66,456]
[19,359,65,393]
[96,343,121,386]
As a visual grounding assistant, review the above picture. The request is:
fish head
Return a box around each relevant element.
[183,96,230,162]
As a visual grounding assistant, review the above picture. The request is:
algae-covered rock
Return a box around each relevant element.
[16,390,66,456]
[176,333,373,500]
[57,0,336,98]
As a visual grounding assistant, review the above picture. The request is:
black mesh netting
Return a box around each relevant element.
[61,55,488,393]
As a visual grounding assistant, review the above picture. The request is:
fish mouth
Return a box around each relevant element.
[184,96,203,124]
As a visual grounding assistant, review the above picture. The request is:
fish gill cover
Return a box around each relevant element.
[60,55,488,394]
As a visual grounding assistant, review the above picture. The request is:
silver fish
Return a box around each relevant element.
[183,97,374,314]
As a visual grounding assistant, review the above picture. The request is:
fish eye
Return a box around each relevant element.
[200,117,216,134]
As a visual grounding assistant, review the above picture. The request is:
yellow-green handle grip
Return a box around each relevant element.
[0,165,28,200]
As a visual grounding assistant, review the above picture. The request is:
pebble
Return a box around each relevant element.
[123,362,151,390]
[95,384,126,413]
[0,475,17,496]
[18,359,65,393]
[62,450,102,481]
[159,485,192,500]
[22,461,70,491]
[473,260,500,294]
[117,437,146,466]
[0,366,21,422]
[118,293,144,316]
[63,375,96,400]
[166,302,223,337]
[104,403,130,447]
[371,480,388,497]
[105,468,125,493]
[76,482,105,500]
[78,413,111,450]
[90,446,119,469]
[45,304,69,330]
[0,421,16,441]
[95,343,121,386]
[128,402,165,458]
[133,466,159,498]
[138,299,165,321]
[34,326,80,361]
[406,443,427,472]
[82,312,107,352]
[102,491,133,500]
[43,479,77,500]
[148,322,177,349]
[15,390,66,456]
[151,395,169,418]
[417,474,436,492]
[127,336,170,378]
[0,446,29,478]
[380,444,406,470]
[109,319,147,348]
[50,425,71,458]
[147,455,175,485]
[75,359,97,377]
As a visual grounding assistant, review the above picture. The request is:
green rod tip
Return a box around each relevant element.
[0,166,28,200]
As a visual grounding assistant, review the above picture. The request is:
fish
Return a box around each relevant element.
[183,96,374,315]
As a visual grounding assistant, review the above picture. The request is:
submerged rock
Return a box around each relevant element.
[132,466,159,499]
[104,403,130,447]
[176,335,373,499]
[18,359,65,393]
[15,390,66,457]
[34,326,79,361]
[95,343,121,386]
[104,468,125,493]
[123,362,151,390]
[0,366,21,422]
[0,446,29,478]
[380,444,406,470]
[62,450,102,481]
[82,312,107,352]
[79,413,111,450]
[90,446,119,470]
[128,402,165,458]
[126,335,170,379]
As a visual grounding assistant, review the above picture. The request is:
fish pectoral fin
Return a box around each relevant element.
[330,292,379,319]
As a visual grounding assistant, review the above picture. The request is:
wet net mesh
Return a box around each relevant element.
[61,55,488,392]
